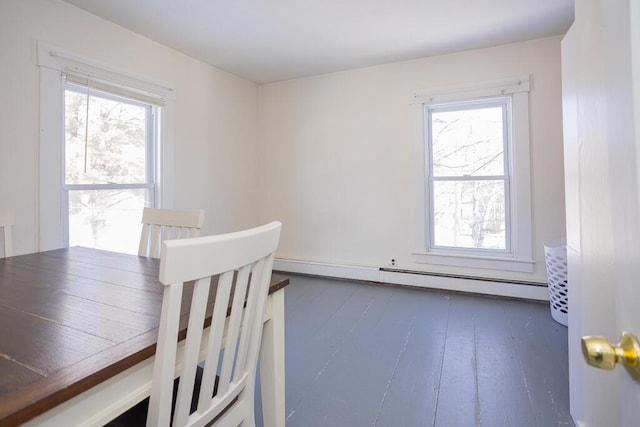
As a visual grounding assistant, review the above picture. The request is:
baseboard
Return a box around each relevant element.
[274,258,549,301]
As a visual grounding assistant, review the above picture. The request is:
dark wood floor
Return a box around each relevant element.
[257,275,573,427]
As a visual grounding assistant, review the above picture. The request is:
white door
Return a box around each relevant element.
[563,0,640,426]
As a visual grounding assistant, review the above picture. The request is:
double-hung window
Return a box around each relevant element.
[412,77,533,272]
[63,78,160,253]
[37,43,175,253]
[427,97,511,252]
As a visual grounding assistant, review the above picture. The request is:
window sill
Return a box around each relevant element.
[411,251,535,273]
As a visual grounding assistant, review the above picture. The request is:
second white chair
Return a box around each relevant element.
[138,208,205,258]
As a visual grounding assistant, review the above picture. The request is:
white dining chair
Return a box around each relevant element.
[0,210,14,258]
[147,221,282,427]
[138,208,205,258]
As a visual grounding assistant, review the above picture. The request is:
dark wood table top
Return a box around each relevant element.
[0,247,289,427]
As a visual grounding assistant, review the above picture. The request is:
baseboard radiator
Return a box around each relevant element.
[274,258,549,301]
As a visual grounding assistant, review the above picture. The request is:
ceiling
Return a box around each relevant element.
[62,0,574,84]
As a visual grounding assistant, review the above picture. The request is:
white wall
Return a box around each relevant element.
[0,0,260,255]
[258,36,566,283]
[0,0,566,286]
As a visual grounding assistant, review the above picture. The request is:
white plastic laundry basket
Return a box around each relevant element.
[544,238,568,326]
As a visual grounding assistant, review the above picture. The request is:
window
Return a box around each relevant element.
[427,98,510,252]
[411,77,533,272]
[63,80,160,253]
[37,42,175,252]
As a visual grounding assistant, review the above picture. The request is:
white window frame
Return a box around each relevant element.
[410,77,534,272]
[426,97,512,253]
[62,81,160,247]
[37,42,175,251]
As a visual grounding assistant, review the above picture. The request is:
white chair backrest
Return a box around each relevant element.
[0,210,14,258]
[147,221,282,427]
[138,208,205,258]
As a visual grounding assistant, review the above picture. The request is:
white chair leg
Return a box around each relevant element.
[259,289,286,427]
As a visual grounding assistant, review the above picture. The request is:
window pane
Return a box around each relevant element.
[431,106,504,177]
[432,180,506,250]
[65,88,147,185]
[68,189,147,254]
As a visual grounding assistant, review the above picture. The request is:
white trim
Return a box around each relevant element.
[39,66,65,251]
[411,77,533,273]
[37,42,174,101]
[275,258,381,282]
[160,103,175,208]
[411,76,530,104]
[37,42,176,251]
[510,90,533,259]
[425,97,513,253]
[274,258,548,301]
[410,251,535,272]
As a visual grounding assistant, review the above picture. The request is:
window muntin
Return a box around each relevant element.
[426,97,511,253]
[63,81,160,254]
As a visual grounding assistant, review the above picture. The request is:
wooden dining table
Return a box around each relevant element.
[0,247,288,427]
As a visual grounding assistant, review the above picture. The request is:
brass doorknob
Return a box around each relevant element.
[581,331,640,381]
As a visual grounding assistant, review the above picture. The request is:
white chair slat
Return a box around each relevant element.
[150,225,161,258]
[172,227,181,239]
[3,227,13,258]
[197,271,233,411]
[218,264,251,395]
[146,221,281,427]
[165,226,175,241]
[147,283,184,427]
[173,276,211,427]
[0,209,15,258]
[138,224,151,257]
[234,259,266,380]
